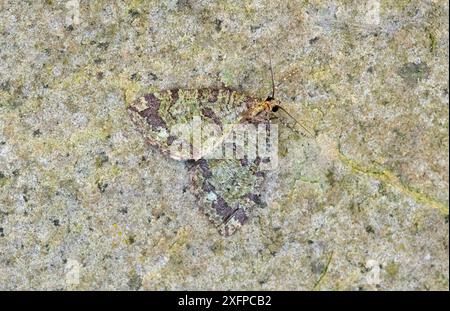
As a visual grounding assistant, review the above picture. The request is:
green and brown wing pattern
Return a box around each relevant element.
[127,88,259,160]
[128,88,271,236]
[189,157,268,236]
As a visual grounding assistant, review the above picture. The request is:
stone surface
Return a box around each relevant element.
[0,0,448,290]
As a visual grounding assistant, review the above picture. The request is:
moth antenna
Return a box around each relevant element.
[276,105,314,137]
[265,54,313,136]
[275,66,301,90]
[269,55,275,99]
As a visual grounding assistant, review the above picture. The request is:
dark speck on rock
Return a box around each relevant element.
[97,181,108,193]
[309,36,319,44]
[128,272,142,290]
[365,225,375,234]
[148,72,158,80]
[95,152,109,168]
[176,0,191,10]
[52,219,60,227]
[311,261,326,274]
[130,73,140,81]
[250,25,261,33]
[119,207,128,214]
[214,18,222,32]
[0,227,4,237]
[128,9,140,18]
[97,42,109,50]
[398,62,430,86]
[33,129,42,137]
[258,278,267,285]
[0,80,11,92]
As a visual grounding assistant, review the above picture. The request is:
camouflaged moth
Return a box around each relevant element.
[127,65,306,236]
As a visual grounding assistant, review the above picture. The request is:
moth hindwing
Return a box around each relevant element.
[189,157,269,236]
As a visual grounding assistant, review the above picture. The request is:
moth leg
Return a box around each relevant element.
[268,114,280,122]
[245,113,271,124]
[275,114,312,137]
[281,117,299,133]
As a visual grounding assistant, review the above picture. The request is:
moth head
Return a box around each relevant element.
[261,58,314,137]
[264,97,282,113]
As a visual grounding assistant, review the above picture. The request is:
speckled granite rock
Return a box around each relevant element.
[0,0,448,290]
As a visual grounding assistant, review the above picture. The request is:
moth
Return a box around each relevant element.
[127,65,308,236]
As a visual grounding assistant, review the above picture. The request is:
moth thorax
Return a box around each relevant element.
[265,99,281,112]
